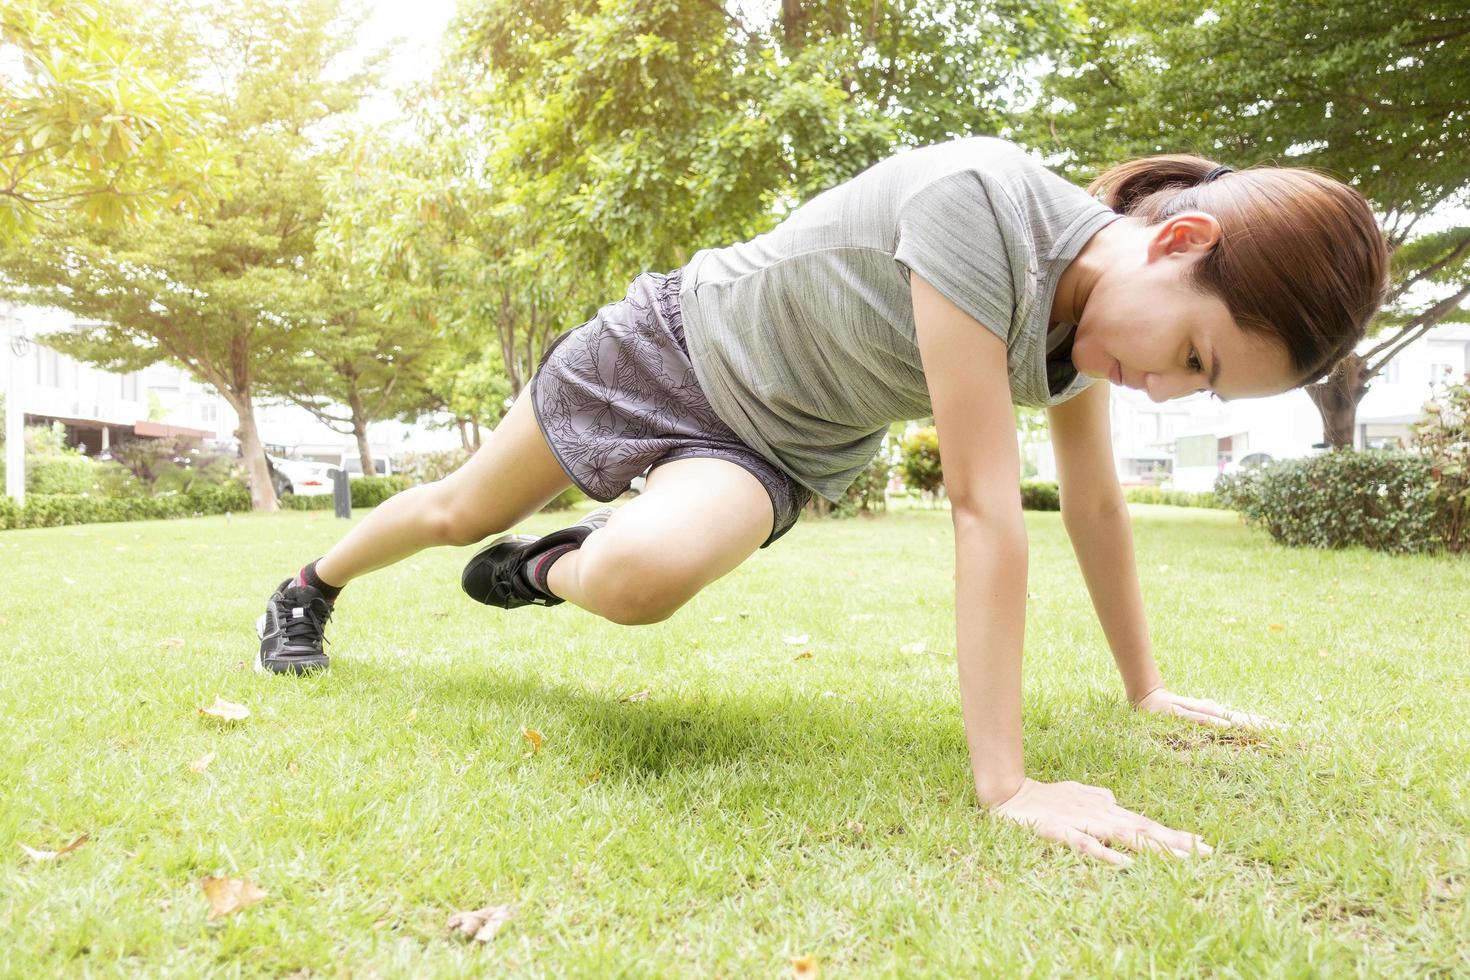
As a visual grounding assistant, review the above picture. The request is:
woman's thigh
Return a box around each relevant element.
[431,382,575,543]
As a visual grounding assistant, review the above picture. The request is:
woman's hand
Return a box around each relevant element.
[1133,687,1284,731]
[989,777,1212,867]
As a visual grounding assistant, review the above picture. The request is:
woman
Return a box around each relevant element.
[255,136,1389,866]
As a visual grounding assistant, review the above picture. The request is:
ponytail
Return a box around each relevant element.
[1087,155,1391,386]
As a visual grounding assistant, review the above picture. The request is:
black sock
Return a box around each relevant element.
[518,542,579,599]
[298,559,343,602]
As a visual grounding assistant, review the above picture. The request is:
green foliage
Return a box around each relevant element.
[0,0,219,238]
[541,485,589,512]
[279,475,410,511]
[1123,487,1222,509]
[1214,451,1440,555]
[350,475,410,509]
[106,437,240,494]
[0,480,250,530]
[280,493,334,512]
[898,426,944,497]
[26,454,96,495]
[1019,481,1060,511]
[1411,375,1470,554]
[396,448,473,486]
[0,0,380,512]
[823,451,893,519]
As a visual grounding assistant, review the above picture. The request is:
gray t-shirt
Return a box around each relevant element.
[676,135,1123,502]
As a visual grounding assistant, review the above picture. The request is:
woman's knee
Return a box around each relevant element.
[578,538,690,625]
[417,482,508,547]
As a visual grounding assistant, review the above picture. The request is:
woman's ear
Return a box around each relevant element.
[1148,212,1222,261]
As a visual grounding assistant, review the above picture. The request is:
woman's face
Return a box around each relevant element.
[1068,212,1299,403]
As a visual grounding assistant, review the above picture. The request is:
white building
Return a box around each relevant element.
[1,302,461,471]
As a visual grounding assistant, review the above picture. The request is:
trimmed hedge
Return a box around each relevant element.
[281,474,411,511]
[1214,450,1440,555]
[1123,487,1222,509]
[0,481,251,530]
[1020,481,1060,511]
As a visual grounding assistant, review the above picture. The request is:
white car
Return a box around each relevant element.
[338,454,392,478]
[266,454,338,496]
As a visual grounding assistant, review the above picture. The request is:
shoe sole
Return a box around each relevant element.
[254,612,330,676]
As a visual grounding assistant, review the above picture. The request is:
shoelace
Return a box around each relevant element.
[278,592,333,647]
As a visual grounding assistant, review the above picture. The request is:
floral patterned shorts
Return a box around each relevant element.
[529,268,810,548]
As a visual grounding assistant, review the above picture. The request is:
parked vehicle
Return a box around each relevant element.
[266,454,337,496]
[338,453,392,478]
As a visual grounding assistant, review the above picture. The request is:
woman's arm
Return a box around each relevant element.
[1047,383,1282,729]
[910,272,1211,864]
[1045,383,1164,704]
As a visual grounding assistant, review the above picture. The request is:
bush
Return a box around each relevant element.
[106,436,241,493]
[1411,375,1470,554]
[1123,487,1222,509]
[898,426,944,497]
[351,475,410,508]
[27,454,97,495]
[281,492,335,511]
[0,480,251,530]
[541,484,589,512]
[1019,480,1060,511]
[1214,450,1439,554]
[277,475,409,511]
[396,448,472,485]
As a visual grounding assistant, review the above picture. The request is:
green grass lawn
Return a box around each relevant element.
[1,502,1467,976]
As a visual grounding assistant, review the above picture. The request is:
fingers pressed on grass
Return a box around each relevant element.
[1068,829,1133,867]
[1173,706,1233,727]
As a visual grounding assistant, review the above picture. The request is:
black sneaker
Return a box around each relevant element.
[461,506,613,609]
[255,578,333,674]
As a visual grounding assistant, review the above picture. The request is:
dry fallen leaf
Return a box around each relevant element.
[190,752,216,773]
[792,954,819,979]
[582,769,602,785]
[1268,623,1285,632]
[286,760,299,774]
[521,727,543,755]
[405,708,418,724]
[900,641,927,655]
[201,875,267,920]
[846,820,866,835]
[447,903,513,943]
[619,689,650,703]
[793,651,814,661]
[783,634,811,646]
[19,833,89,863]
[198,697,249,722]
[709,615,728,624]
[157,638,186,649]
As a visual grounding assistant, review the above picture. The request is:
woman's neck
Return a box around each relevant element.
[1051,217,1135,327]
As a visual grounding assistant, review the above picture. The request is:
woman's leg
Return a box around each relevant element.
[545,456,774,625]
[313,384,573,587]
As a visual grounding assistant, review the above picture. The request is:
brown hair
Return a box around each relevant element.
[1086,155,1391,386]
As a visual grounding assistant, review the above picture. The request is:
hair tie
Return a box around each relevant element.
[1202,165,1234,183]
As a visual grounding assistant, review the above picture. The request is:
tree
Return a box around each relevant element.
[266,266,438,476]
[0,0,380,510]
[325,0,1075,442]
[0,0,218,238]
[1015,0,1470,446]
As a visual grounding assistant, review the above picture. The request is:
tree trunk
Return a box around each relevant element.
[471,418,482,450]
[348,389,375,476]
[232,399,279,512]
[456,416,471,452]
[1305,353,1370,449]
